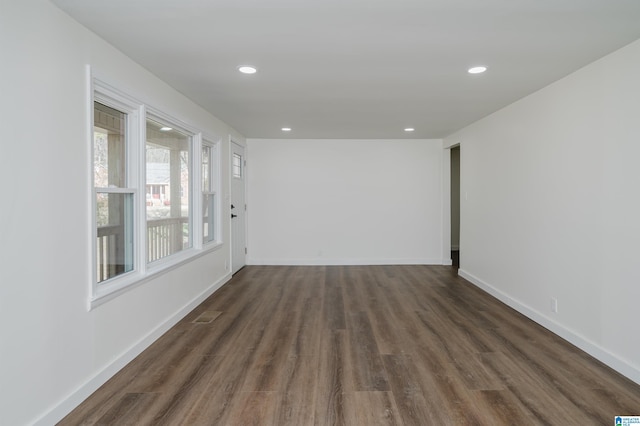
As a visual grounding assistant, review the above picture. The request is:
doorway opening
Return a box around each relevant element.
[450,145,460,269]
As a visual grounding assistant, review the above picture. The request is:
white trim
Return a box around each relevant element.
[145,107,200,139]
[90,71,144,306]
[87,65,97,305]
[135,104,147,285]
[227,137,233,273]
[247,257,443,266]
[95,187,137,194]
[34,271,233,426]
[201,136,222,247]
[144,109,197,255]
[192,133,204,250]
[441,144,450,266]
[458,268,640,386]
[230,139,248,274]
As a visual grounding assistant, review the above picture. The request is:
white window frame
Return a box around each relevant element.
[89,71,224,310]
[201,137,221,247]
[144,110,197,267]
[90,76,144,305]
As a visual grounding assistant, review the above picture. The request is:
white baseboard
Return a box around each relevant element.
[458,268,640,386]
[34,272,232,426]
[247,257,443,266]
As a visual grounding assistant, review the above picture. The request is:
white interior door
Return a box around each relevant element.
[231,142,246,274]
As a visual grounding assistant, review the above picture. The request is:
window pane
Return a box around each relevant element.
[146,119,191,262]
[94,102,126,188]
[202,145,211,191]
[96,192,134,283]
[232,153,242,178]
[203,193,215,243]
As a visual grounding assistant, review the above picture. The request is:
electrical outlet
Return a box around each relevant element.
[550,297,558,313]
[224,259,228,270]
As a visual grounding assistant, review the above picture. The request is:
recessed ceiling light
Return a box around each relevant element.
[404,128,415,132]
[468,66,487,74]
[238,65,257,74]
[160,126,172,131]
[281,127,292,132]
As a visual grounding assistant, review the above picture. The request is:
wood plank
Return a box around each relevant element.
[382,354,444,425]
[314,330,356,425]
[478,351,595,424]
[359,267,416,355]
[346,311,390,391]
[240,313,299,391]
[403,350,487,425]
[323,266,346,330]
[141,355,227,425]
[472,389,539,424]
[225,391,280,426]
[192,310,222,323]
[352,391,404,426]
[340,266,374,314]
[93,393,158,426]
[275,355,319,426]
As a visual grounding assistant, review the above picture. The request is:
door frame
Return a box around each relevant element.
[442,142,461,267]
[229,139,247,274]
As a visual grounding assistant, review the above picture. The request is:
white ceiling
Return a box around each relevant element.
[51,0,640,139]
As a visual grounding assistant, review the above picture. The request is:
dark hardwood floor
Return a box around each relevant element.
[60,265,640,425]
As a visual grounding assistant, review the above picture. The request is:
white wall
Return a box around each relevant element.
[444,39,640,384]
[0,1,241,424]
[246,139,444,265]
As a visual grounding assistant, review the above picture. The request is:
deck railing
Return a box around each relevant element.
[146,217,189,263]
[97,216,188,282]
[96,224,123,282]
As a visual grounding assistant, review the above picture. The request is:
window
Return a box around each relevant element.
[145,117,192,263]
[93,101,135,284]
[202,141,218,244]
[90,75,222,307]
[232,152,242,178]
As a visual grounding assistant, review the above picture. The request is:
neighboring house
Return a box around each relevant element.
[146,163,170,205]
